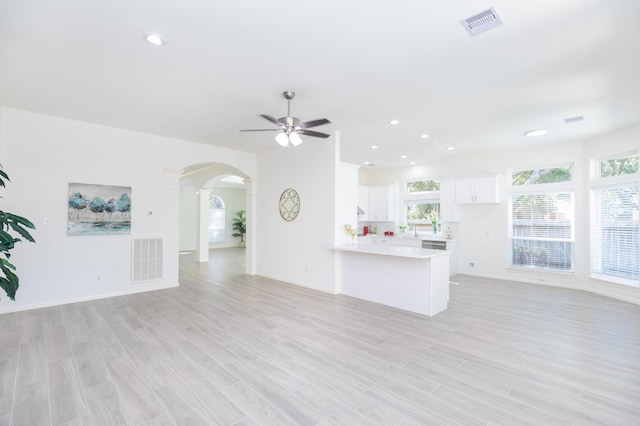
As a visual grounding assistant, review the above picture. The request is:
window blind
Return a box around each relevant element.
[510,192,574,271]
[591,185,639,281]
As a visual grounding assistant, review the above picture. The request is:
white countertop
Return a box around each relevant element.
[359,234,460,242]
[333,244,450,259]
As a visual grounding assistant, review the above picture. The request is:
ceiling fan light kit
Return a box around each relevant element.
[240,91,331,148]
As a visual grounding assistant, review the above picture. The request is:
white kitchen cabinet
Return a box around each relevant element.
[357,185,369,221]
[446,240,460,275]
[439,179,459,221]
[392,238,422,248]
[455,176,499,204]
[367,185,395,221]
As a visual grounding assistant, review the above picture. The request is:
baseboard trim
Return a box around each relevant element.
[255,273,338,295]
[0,282,180,314]
[456,272,640,306]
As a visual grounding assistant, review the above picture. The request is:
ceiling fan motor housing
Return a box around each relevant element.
[279,116,300,129]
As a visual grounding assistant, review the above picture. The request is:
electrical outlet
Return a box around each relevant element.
[469,262,475,267]
[96,275,101,281]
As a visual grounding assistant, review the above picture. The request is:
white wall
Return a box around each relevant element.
[255,137,339,293]
[0,107,256,312]
[360,124,640,305]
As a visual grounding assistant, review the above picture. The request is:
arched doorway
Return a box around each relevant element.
[178,162,255,274]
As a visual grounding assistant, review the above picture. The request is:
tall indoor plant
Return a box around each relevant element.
[0,167,36,301]
[232,210,246,246]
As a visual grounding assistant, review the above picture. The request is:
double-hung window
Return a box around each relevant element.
[590,153,639,285]
[403,179,440,233]
[508,165,574,272]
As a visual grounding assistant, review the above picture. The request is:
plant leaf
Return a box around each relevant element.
[6,213,36,229]
[0,260,18,300]
[8,222,34,243]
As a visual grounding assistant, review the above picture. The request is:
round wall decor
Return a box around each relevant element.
[279,188,300,221]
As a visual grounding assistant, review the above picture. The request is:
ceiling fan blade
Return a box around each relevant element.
[298,118,331,129]
[239,129,278,132]
[299,129,331,138]
[259,115,282,126]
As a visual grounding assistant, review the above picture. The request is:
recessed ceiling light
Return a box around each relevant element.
[144,33,166,46]
[447,146,455,151]
[371,145,378,150]
[525,129,548,137]
[390,120,399,125]
[401,155,407,159]
[420,134,429,139]
[410,162,416,165]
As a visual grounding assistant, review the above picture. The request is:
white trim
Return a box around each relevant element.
[0,282,179,314]
[255,273,338,295]
[590,273,639,288]
[505,266,577,279]
[457,272,640,306]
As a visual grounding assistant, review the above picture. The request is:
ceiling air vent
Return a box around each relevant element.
[564,115,585,124]
[461,7,503,36]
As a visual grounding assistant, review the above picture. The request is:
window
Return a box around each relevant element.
[510,193,574,271]
[600,154,638,178]
[208,195,225,243]
[591,152,639,285]
[403,178,441,232]
[512,166,572,186]
[406,179,440,193]
[405,200,440,232]
[591,185,639,281]
[509,165,574,272]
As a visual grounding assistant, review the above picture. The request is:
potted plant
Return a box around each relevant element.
[231,210,246,247]
[0,167,36,301]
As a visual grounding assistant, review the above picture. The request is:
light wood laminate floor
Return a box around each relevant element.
[1,247,639,425]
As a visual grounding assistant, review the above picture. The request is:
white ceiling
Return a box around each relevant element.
[1,0,639,168]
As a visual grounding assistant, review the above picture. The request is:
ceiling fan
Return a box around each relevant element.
[240,91,331,147]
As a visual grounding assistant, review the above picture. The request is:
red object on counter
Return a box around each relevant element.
[363,226,369,235]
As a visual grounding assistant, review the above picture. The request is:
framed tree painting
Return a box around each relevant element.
[68,183,131,235]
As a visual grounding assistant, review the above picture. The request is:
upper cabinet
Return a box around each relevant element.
[359,185,395,221]
[357,185,369,221]
[455,176,499,204]
[439,179,459,221]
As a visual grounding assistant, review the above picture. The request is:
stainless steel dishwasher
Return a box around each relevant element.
[421,239,447,250]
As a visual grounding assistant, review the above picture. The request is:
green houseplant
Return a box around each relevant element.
[231,210,246,246]
[0,167,35,301]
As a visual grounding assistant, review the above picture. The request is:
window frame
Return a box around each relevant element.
[507,163,575,274]
[589,150,639,286]
[509,163,574,189]
[595,151,639,180]
[402,178,441,234]
[404,178,441,195]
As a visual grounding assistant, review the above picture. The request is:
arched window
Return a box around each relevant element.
[208,195,225,243]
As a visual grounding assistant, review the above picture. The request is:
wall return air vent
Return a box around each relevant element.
[132,237,163,283]
[461,7,503,36]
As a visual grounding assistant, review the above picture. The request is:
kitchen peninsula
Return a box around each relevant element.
[333,244,450,316]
